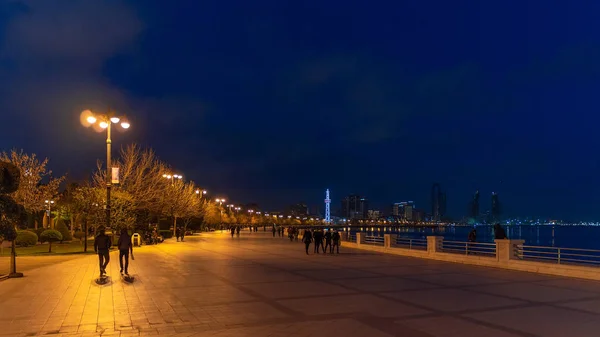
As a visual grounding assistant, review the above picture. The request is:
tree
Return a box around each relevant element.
[40,229,62,253]
[200,201,221,228]
[0,150,65,229]
[93,144,170,215]
[56,182,79,234]
[71,184,102,252]
[166,180,201,235]
[0,161,23,277]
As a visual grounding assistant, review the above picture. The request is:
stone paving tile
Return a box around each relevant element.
[404,272,505,287]
[2,231,600,337]
[401,316,523,337]
[332,275,436,292]
[382,288,525,313]
[470,282,595,303]
[466,306,600,337]
[238,279,355,300]
[554,298,600,314]
[277,293,430,317]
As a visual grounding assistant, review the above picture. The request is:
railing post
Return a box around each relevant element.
[383,234,397,248]
[495,239,525,263]
[356,233,366,246]
[427,236,443,255]
[558,248,561,264]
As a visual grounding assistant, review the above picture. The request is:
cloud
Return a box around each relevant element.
[0,0,142,153]
[2,0,142,68]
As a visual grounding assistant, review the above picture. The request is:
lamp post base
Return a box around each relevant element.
[8,272,23,278]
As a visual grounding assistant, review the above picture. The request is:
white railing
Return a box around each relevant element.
[515,245,600,266]
[392,237,427,250]
[364,235,385,246]
[441,240,496,256]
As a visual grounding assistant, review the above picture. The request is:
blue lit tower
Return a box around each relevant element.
[325,189,331,224]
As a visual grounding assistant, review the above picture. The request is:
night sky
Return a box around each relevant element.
[1,1,600,220]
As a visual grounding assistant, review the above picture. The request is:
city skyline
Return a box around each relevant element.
[2,2,600,219]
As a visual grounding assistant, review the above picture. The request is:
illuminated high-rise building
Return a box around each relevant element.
[341,194,368,219]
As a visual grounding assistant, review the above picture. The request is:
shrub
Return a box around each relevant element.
[15,230,38,247]
[55,220,72,242]
[40,229,62,253]
[158,230,173,239]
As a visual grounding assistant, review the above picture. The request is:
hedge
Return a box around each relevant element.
[55,220,72,242]
[16,230,38,247]
[40,229,62,243]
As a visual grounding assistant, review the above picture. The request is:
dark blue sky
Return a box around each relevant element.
[1,1,600,220]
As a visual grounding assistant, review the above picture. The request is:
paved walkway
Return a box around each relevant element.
[2,231,600,336]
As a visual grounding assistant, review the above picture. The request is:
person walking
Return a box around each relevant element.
[94,226,112,277]
[324,229,333,254]
[272,225,276,237]
[302,229,313,255]
[467,228,477,255]
[117,228,134,275]
[175,227,181,242]
[332,230,340,254]
[313,229,324,254]
[180,227,186,242]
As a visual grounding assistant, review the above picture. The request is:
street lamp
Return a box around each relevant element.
[163,173,183,185]
[195,189,207,196]
[83,110,130,230]
[215,198,226,227]
[44,200,54,228]
[162,173,183,236]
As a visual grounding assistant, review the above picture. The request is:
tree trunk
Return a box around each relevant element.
[83,218,88,253]
[70,214,75,235]
[172,216,177,237]
[48,241,52,253]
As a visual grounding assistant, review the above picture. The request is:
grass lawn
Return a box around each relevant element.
[0,240,96,256]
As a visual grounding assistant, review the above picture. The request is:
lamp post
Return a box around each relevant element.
[215,198,226,229]
[162,173,183,236]
[44,199,54,228]
[84,111,130,230]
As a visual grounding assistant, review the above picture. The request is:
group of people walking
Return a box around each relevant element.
[94,226,135,278]
[302,228,341,255]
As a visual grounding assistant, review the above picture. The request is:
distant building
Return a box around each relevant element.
[412,209,425,222]
[491,192,501,221]
[341,195,368,219]
[431,183,446,221]
[470,190,480,218]
[367,210,380,219]
[289,203,308,216]
[392,201,414,221]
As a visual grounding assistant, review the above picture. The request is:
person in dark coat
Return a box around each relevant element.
[94,226,112,277]
[332,230,341,254]
[494,224,507,239]
[324,229,333,254]
[175,227,181,242]
[117,228,134,275]
[302,229,313,255]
